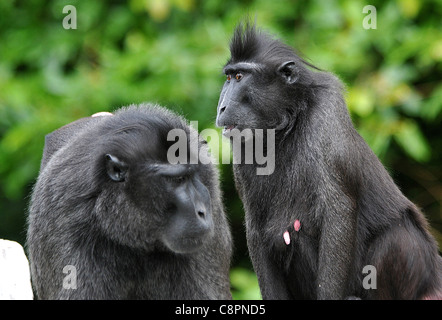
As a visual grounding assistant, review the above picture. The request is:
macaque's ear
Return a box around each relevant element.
[278,61,298,84]
[105,154,128,182]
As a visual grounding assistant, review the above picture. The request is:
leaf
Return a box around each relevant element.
[421,85,442,121]
[394,120,431,162]
[347,87,375,117]
[230,267,261,300]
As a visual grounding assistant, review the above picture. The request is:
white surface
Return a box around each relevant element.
[0,239,33,300]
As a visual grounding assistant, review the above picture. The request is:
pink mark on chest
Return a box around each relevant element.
[283,219,301,246]
[283,231,290,245]
[294,219,301,232]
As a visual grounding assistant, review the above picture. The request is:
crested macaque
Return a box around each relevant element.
[28,104,232,299]
[216,22,442,300]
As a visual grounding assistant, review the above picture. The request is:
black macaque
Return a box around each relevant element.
[216,22,442,300]
[28,104,232,299]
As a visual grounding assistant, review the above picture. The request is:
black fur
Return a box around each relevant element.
[217,23,442,300]
[28,104,232,299]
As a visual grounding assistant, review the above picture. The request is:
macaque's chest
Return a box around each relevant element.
[247,214,321,299]
[275,220,321,298]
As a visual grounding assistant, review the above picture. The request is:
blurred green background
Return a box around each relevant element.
[0,0,441,300]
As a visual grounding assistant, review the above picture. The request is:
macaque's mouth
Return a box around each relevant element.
[222,125,237,135]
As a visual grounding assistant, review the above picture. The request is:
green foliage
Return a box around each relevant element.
[230,268,261,300]
[1,0,441,299]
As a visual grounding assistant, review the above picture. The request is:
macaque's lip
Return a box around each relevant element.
[222,125,237,135]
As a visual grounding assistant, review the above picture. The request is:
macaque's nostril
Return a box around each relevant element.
[197,210,205,219]
[220,106,226,113]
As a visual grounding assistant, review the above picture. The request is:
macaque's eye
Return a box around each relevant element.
[235,73,243,81]
[174,176,187,183]
[226,74,232,82]
[167,175,187,184]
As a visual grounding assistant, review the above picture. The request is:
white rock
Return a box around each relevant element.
[91,111,113,117]
[0,239,33,300]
